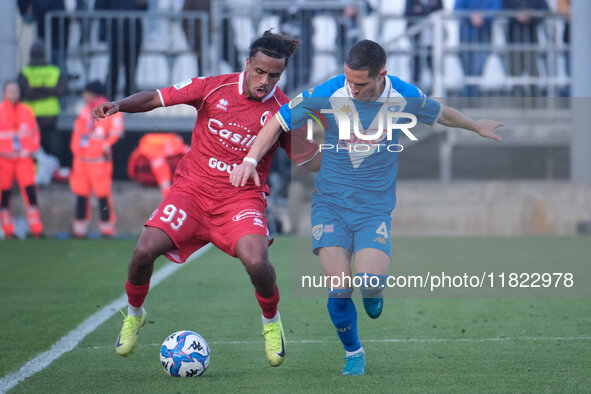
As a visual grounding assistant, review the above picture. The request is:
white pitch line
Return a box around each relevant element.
[88,336,591,350]
[0,244,212,394]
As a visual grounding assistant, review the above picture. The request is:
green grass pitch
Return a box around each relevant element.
[1,237,590,393]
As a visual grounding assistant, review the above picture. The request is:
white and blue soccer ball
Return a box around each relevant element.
[160,330,210,377]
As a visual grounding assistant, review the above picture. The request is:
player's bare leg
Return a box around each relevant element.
[236,234,276,297]
[128,226,175,285]
[354,248,390,319]
[235,234,284,366]
[116,226,175,357]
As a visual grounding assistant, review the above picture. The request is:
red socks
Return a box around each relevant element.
[255,285,280,319]
[125,280,150,308]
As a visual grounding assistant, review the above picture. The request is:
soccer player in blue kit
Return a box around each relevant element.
[231,40,503,375]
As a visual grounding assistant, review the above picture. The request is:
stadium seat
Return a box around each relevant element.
[444,19,460,49]
[156,0,173,11]
[381,19,406,44]
[311,54,339,85]
[491,19,507,48]
[360,13,379,42]
[310,15,338,84]
[257,15,281,35]
[480,53,508,92]
[312,15,338,51]
[172,53,199,81]
[136,54,170,90]
[379,0,405,15]
[386,51,411,85]
[169,23,191,53]
[232,17,256,54]
[442,54,464,93]
[87,54,109,84]
[66,58,86,91]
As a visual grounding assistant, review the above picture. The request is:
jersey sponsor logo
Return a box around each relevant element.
[208,118,257,151]
[216,98,229,111]
[312,224,323,240]
[232,209,263,222]
[324,224,334,233]
[173,79,192,90]
[208,157,237,174]
[260,110,271,126]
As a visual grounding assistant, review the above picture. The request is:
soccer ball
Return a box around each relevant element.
[160,330,210,377]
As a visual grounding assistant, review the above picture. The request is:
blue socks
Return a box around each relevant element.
[327,288,361,352]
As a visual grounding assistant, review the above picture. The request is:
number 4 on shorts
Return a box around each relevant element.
[376,222,389,239]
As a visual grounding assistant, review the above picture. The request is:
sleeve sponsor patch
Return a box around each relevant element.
[173,79,193,90]
[289,93,304,109]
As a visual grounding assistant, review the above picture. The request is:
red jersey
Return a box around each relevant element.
[157,72,317,198]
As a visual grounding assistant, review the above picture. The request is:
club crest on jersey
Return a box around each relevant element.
[312,224,323,240]
[217,98,229,111]
[149,208,159,220]
[260,110,271,126]
[173,79,192,90]
[233,209,263,222]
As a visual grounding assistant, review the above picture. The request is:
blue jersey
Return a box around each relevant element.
[276,74,441,213]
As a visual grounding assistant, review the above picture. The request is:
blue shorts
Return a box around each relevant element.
[311,199,392,256]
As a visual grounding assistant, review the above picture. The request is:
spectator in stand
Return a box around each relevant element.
[17,0,70,68]
[557,0,570,96]
[95,0,148,99]
[182,0,212,74]
[455,0,503,97]
[404,0,443,88]
[504,0,549,96]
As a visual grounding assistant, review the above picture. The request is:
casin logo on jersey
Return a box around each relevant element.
[232,209,263,222]
[208,118,257,152]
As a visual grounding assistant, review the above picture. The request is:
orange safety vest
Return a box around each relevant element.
[71,97,124,162]
[0,99,40,158]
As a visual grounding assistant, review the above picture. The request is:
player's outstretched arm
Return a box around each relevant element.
[230,115,283,188]
[91,91,162,122]
[437,105,503,142]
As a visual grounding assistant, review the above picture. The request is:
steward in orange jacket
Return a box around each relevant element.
[70,81,123,237]
[0,80,43,238]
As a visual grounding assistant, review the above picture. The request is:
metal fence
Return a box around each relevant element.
[43,5,573,182]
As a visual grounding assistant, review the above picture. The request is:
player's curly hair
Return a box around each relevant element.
[249,29,301,67]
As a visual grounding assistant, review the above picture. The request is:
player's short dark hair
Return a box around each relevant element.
[345,40,387,78]
[249,29,301,68]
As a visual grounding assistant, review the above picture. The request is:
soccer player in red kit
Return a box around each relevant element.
[91,31,319,366]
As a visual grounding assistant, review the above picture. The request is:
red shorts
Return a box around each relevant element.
[70,158,113,198]
[0,157,36,190]
[145,182,271,263]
